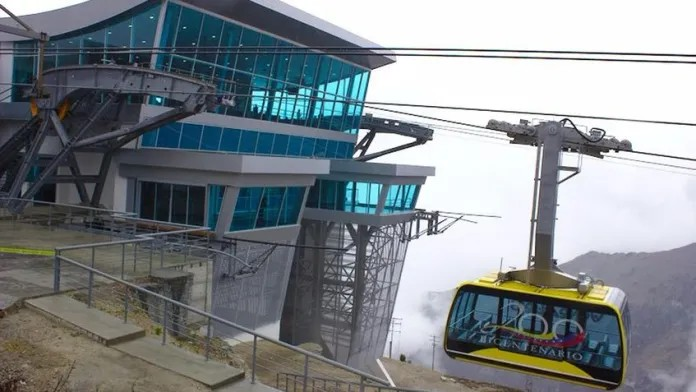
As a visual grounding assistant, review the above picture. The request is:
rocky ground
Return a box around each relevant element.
[0,307,207,392]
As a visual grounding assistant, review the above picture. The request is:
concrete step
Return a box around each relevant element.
[217,378,281,392]
[113,336,245,389]
[25,295,145,346]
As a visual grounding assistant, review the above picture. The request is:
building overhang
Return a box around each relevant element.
[302,209,415,226]
[116,148,330,187]
[323,160,436,184]
[0,0,395,70]
[0,0,147,42]
[181,0,396,70]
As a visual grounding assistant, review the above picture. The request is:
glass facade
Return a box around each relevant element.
[306,180,421,215]
[11,3,161,102]
[138,181,205,226]
[208,185,305,232]
[153,2,370,134]
[140,122,354,159]
[383,184,420,214]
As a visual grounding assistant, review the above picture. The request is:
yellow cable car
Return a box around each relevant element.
[442,119,633,390]
[444,273,630,390]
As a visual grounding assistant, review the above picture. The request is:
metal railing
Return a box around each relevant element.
[52,252,426,392]
[275,372,422,392]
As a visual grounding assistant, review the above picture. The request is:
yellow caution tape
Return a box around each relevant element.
[0,246,54,256]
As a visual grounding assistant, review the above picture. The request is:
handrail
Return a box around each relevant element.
[0,196,138,217]
[53,253,404,388]
[276,372,425,392]
[55,237,153,251]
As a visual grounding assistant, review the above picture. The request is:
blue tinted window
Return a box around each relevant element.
[272,134,289,156]
[257,132,274,155]
[237,28,260,73]
[256,187,285,228]
[200,126,222,150]
[159,3,180,49]
[175,7,203,52]
[239,131,258,153]
[287,136,302,156]
[301,138,315,157]
[197,15,224,64]
[231,187,263,231]
[326,140,338,158]
[279,187,305,226]
[337,142,352,159]
[179,123,202,149]
[218,22,242,68]
[141,130,157,147]
[156,123,181,148]
[313,139,328,158]
[220,129,240,152]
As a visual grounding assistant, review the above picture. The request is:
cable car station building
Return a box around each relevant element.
[0,0,435,369]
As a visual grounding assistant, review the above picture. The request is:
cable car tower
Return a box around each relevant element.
[486,118,632,290]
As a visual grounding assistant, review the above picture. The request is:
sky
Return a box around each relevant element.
[4,0,696,362]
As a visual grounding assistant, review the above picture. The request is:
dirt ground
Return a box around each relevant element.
[381,358,519,392]
[0,308,208,392]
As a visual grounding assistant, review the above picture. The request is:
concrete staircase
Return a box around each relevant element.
[25,295,277,391]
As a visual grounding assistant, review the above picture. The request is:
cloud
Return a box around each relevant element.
[647,317,696,392]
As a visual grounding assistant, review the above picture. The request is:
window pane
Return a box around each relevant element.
[313,139,328,158]
[139,182,155,219]
[287,53,305,86]
[175,7,203,52]
[200,126,222,150]
[155,183,171,221]
[140,130,157,147]
[179,123,202,149]
[220,128,241,152]
[306,182,319,209]
[171,185,188,224]
[326,140,338,158]
[231,187,263,231]
[257,132,274,154]
[56,38,80,67]
[249,76,270,119]
[279,187,305,225]
[273,41,290,81]
[156,123,181,148]
[256,187,285,228]
[254,35,276,78]
[302,55,319,88]
[319,180,337,209]
[82,29,106,65]
[237,28,259,73]
[272,134,289,156]
[197,14,223,63]
[300,138,315,157]
[287,136,302,156]
[217,22,242,69]
[239,130,258,153]
[160,3,181,49]
[188,186,205,226]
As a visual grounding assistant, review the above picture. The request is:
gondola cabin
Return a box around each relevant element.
[444,273,630,390]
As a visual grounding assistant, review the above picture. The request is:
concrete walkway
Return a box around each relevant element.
[24,295,265,390]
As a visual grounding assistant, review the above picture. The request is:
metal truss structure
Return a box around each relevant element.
[281,219,411,369]
[0,65,217,213]
[353,114,434,161]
